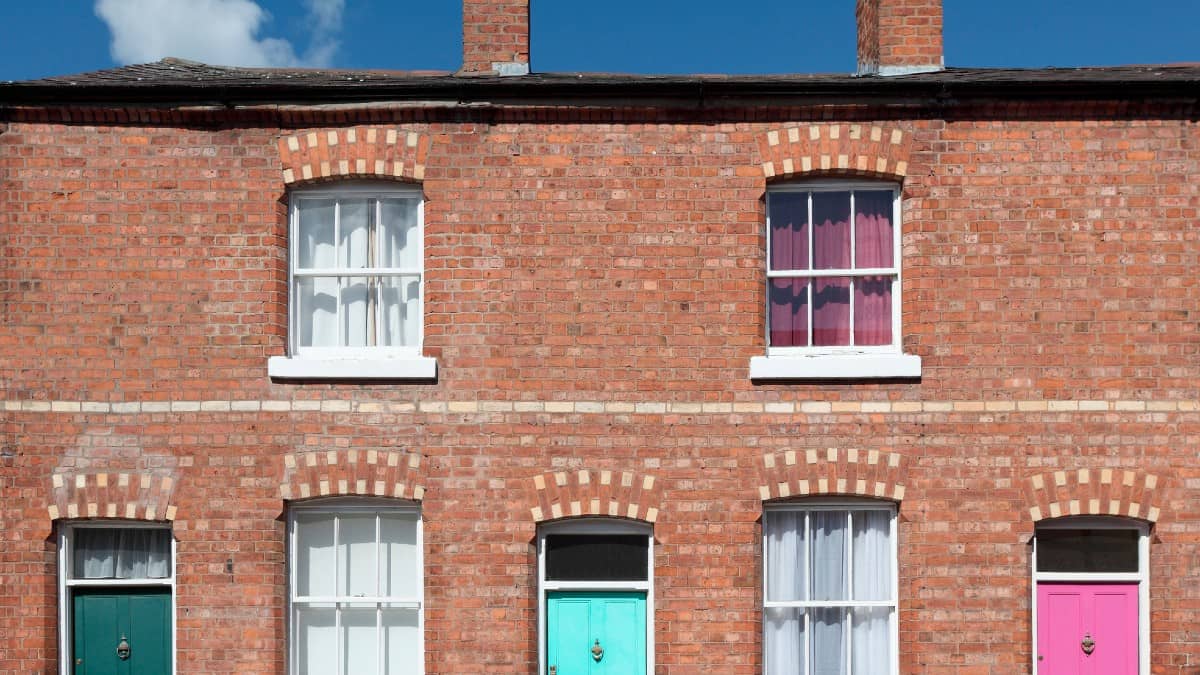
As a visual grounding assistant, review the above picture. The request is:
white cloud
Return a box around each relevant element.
[95,0,345,68]
[300,0,345,67]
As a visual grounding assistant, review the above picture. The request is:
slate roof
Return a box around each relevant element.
[3,57,1200,106]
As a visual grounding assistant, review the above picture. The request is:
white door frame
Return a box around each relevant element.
[537,518,654,675]
[1030,516,1150,675]
[57,521,177,675]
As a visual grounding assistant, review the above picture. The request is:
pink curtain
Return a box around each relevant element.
[769,193,809,345]
[769,193,808,271]
[767,190,894,347]
[812,193,851,345]
[769,279,808,346]
[854,191,893,268]
[853,191,894,345]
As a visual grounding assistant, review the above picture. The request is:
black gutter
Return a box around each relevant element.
[2,73,1199,108]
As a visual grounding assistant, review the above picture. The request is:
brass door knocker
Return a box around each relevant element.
[591,638,604,661]
[116,635,131,660]
[1081,633,1095,655]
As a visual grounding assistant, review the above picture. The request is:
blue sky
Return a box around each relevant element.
[2,1,1199,82]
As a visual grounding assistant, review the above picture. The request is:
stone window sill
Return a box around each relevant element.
[750,353,921,380]
[268,356,437,380]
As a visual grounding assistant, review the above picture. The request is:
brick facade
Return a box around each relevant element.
[3,4,1200,674]
[3,104,1198,674]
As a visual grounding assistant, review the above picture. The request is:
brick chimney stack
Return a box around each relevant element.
[856,0,944,76]
[461,0,530,76]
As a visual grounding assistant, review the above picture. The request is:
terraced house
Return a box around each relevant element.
[2,1,1199,673]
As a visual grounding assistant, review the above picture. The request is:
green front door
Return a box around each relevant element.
[73,588,171,675]
[547,591,646,675]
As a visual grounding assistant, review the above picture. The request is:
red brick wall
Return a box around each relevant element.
[857,0,943,73]
[461,0,530,73]
[2,108,1199,674]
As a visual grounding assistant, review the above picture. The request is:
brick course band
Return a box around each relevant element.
[759,123,912,181]
[1027,468,1163,523]
[759,447,906,502]
[522,469,663,523]
[280,449,425,502]
[277,126,430,185]
[48,471,178,522]
[7,398,1198,415]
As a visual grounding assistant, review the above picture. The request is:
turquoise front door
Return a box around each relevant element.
[547,592,646,675]
[73,588,171,675]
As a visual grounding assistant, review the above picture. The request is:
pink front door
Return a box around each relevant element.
[1037,583,1138,675]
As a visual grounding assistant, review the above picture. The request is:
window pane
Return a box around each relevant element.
[380,199,419,269]
[298,277,338,348]
[810,512,847,601]
[341,609,379,674]
[852,607,892,675]
[72,528,171,580]
[851,511,892,601]
[764,607,805,675]
[115,528,171,579]
[810,607,846,675]
[812,278,851,347]
[1036,529,1138,573]
[340,277,371,348]
[296,514,335,597]
[545,535,648,581]
[338,515,378,597]
[764,511,806,602]
[812,191,850,270]
[853,190,894,268]
[338,199,370,268]
[298,199,335,269]
[383,608,421,673]
[297,606,337,675]
[380,276,421,347]
[769,279,809,347]
[769,192,809,271]
[382,514,420,598]
[853,277,893,346]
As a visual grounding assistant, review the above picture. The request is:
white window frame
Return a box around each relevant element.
[57,521,177,675]
[288,497,424,672]
[1031,517,1150,675]
[750,180,920,379]
[268,182,436,380]
[537,518,654,675]
[762,500,900,675]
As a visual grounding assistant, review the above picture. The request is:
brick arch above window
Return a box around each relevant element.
[48,470,179,522]
[519,468,663,523]
[277,126,431,185]
[1026,468,1163,523]
[757,124,912,181]
[280,449,426,502]
[758,447,907,502]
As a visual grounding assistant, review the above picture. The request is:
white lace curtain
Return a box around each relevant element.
[296,197,420,349]
[72,528,171,580]
[765,509,893,675]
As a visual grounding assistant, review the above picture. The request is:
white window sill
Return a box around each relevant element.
[268,356,437,380]
[750,353,921,380]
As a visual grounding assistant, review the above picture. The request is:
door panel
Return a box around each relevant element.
[1039,588,1083,675]
[74,593,123,675]
[548,594,595,675]
[1092,588,1138,674]
[126,592,171,675]
[1037,583,1137,675]
[73,589,171,675]
[547,592,646,675]
[594,594,645,675]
